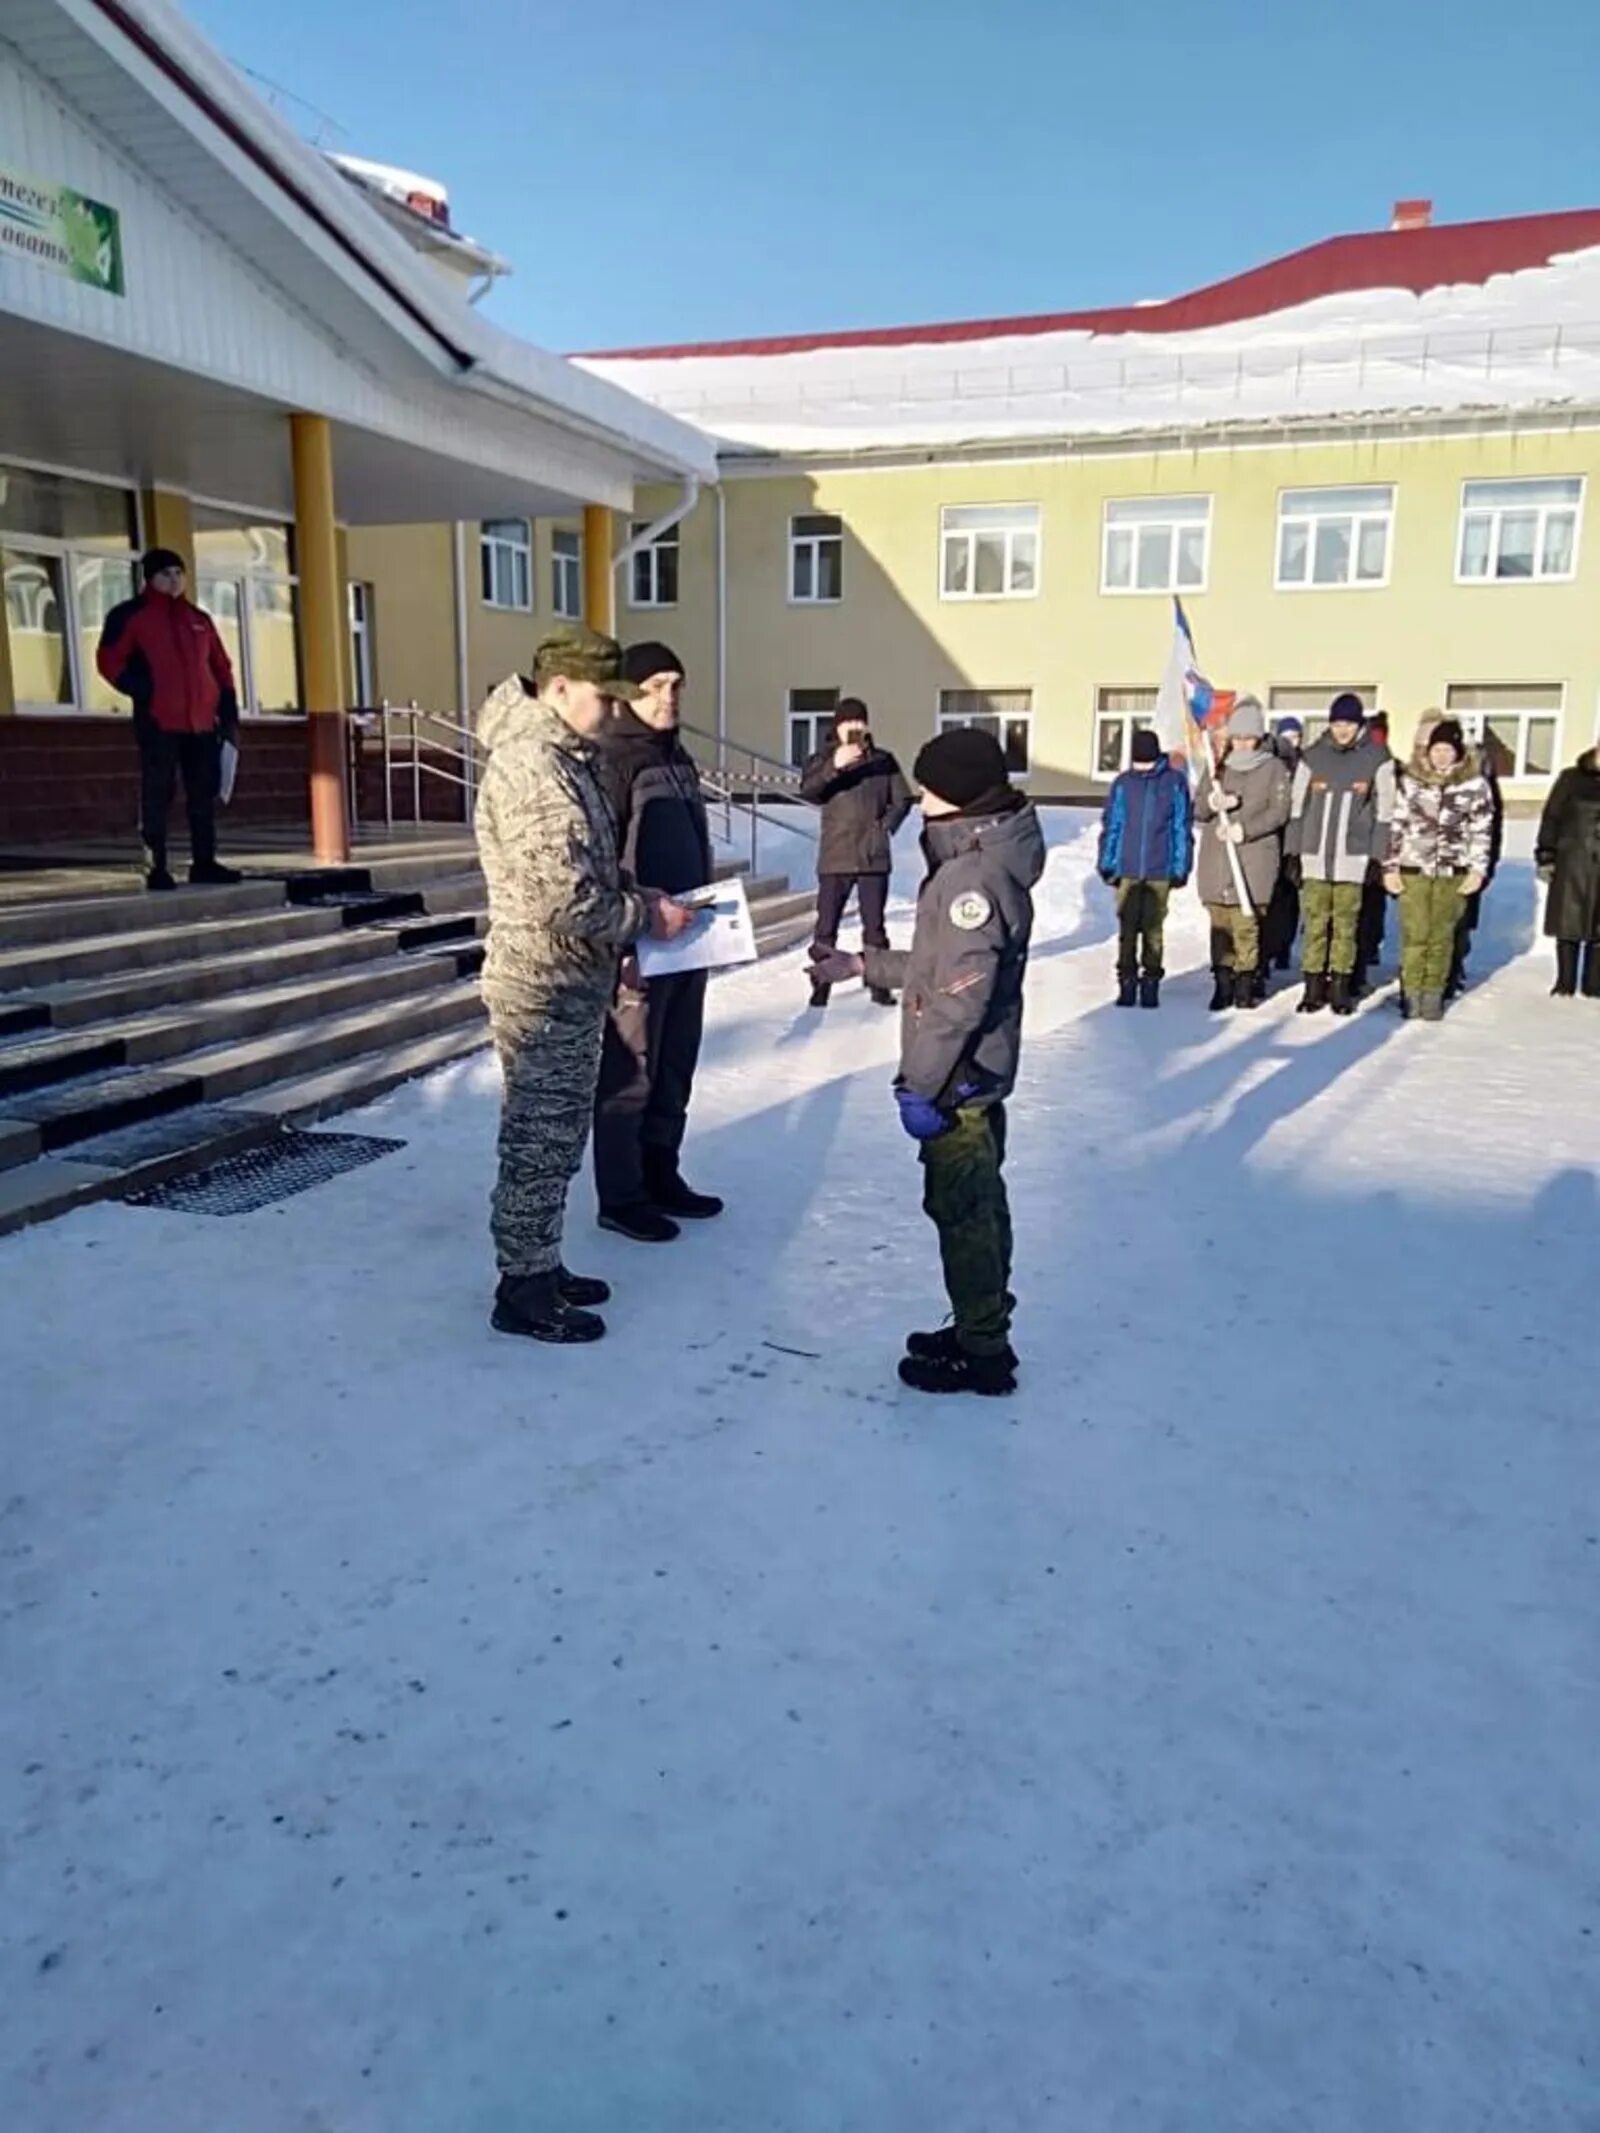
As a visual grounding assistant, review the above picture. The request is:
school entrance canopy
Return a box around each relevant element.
[0,0,717,858]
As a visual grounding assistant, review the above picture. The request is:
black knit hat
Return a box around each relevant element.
[1428,718,1467,760]
[1328,691,1367,727]
[141,547,186,580]
[1130,729,1163,766]
[621,639,685,685]
[914,726,1010,809]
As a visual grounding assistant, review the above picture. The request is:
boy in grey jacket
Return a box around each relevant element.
[1194,697,1294,1010]
[810,726,1045,1397]
[1284,693,1397,1017]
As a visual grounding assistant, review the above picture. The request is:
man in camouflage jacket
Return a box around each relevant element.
[474,624,692,1343]
[1383,717,1494,1022]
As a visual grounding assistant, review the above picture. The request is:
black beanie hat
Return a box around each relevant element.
[1328,691,1367,727]
[141,547,186,581]
[1130,728,1163,766]
[914,726,1010,809]
[621,639,685,685]
[1428,718,1466,761]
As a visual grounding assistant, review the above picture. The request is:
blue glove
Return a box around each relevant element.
[895,1088,951,1142]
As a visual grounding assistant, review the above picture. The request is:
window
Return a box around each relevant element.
[790,513,843,603]
[348,582,374,706]
[786,686,839,769]
[1457,478,1582,583]
[1445,683,1563,782]
[629,520,679,609]
[937,688,1032,775]
[1276,486,1394,588]
[0,461,136,711]
[1093,687,1159,776]
[551,527,583,620]
[1268,684,1379,749]
[1102,497,1210,594]
[940,504,1039,600]
[194,507,301,713]
[480,518,531,610]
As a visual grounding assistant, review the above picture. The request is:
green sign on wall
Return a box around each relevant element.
[0,163,125,296]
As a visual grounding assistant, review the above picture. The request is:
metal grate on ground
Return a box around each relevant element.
[127,1129,406,1216]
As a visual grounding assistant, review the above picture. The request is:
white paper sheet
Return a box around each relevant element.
[635,877,757,979]
[218,740,239,806]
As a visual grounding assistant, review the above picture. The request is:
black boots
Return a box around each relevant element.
[189,861,242,886]
[1234,968,1261,1010]
[808,979,831,1010]
[598,1202,680,1244]
[905,1323,1019,1372]
[899,1347,1017,1397]
[1298,972,1329,1014]
[1139,974,1161,1010]
[1116,973,1139,1008]
[869,987,897,1008]
[557,1266,611,1308]
[1552,942,1580,996]
[1416,992,1446,1023]
[146,866,177,893]
[1328,972,1356,1017]
[644,1152,724,1221]
[1583,943,1600,1000]
[1208,969,1233,1012]
[492,1272,606,1343]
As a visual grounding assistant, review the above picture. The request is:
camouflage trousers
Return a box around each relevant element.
[921,1104,1014,1358]
[1299,878,1364,976]
[489,995,607,1278]
[1398,874,1466,1002]
[1116,879,1172,978]
[1207,903,1261,973]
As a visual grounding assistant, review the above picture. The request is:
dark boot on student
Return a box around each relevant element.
[1208,968,1233,1012]
[643,1149,724,1221]
[1297,972,1329,1014]
[1116,972,1139,1008]
[492,1273,606,1343]
[1552,941,1580,996]
[1328,972,1356,1017]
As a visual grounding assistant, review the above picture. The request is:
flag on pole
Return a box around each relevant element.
[1154,597,1233,756]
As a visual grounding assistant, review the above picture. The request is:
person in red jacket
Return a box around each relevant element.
[96,547,242,890]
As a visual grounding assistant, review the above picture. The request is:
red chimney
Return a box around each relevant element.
[1390,198,1433,231]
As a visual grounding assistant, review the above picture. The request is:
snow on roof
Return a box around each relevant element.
[579,212,1600,456]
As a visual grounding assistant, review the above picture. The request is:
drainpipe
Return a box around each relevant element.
[715,485,728,777]
[611,476,701,584]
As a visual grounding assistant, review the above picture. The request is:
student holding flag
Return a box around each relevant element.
[1194,697,1293,1009]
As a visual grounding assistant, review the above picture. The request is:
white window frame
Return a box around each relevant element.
[939,504,1041,603]
[1100,497,1212,596]
[480,518,532,611]
[1275,485,1395,591]
[786,687,840,769]
[1444,684,1565,784]
[1092,689,1160,776]
[628,520,680,610]
[1455,477,1584,586]
[551,527,583,620]
[789,513,844,605]
[935,688,1034,778]
[0,460,140,713]
[348,581,374,706]
[191,504,299,715]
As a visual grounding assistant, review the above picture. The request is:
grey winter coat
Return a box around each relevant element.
[1194,748,1293,909]
[1285,733,1397,884]
[800,744,914,877]
[863,800,1046,1107]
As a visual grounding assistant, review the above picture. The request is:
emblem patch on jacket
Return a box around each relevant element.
[950,892,993,931]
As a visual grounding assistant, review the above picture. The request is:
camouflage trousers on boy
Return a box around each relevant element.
[490,996,606,1278]
[1116,879,1172,979]
[1206,904,1261,973]
[1398,875,1466,1002]
[921,1104,1014,1358]
[1299,878,1364,976]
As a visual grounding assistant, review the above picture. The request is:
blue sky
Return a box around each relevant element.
[187,0,1600,354]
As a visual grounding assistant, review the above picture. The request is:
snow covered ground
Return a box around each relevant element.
[3,815,1597,2133]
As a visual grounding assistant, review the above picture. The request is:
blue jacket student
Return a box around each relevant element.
[1098,741,1194,885]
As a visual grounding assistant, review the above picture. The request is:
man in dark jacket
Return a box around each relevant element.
[1284,695,1396,1015]
[591,641,722,1244]
[1535,746,1600,997]
[810,726,1046,1399]
[1097,729,1193,1008]
[96,547,242,891]
[800,699,913,1009]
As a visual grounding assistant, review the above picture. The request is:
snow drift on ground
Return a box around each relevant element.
[2,815,1596,2133]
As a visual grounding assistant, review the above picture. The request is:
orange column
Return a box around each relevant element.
[582,505,613,634]
[290,412,350,864]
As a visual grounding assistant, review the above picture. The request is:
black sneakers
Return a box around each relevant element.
[599,1202,680,1244]
[905,1323,1018,1371]
[492,1273,605,1343]
[189,861,242,886]
[899,1349,1017,1397]
[644,1158,724,1221]
[146,866,177,893]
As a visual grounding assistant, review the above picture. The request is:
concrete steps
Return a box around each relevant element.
[0,850,812,1237]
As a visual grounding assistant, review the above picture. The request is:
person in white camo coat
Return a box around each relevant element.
[474,625,693,1344]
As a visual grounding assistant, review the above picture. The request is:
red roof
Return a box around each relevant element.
[581,209,1600,363]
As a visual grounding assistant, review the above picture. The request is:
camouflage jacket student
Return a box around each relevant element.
[474,676,648,1018]
[1386,743,1496,880]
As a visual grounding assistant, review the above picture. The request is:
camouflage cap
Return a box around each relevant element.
[531,623,642,700]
